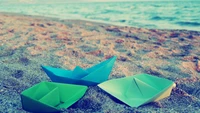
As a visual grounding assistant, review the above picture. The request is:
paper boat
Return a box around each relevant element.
[21,81,87,113]
[41,56,117,86]
[98,73,176,107]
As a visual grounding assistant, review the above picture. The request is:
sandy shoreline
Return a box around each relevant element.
[0,12,200,112]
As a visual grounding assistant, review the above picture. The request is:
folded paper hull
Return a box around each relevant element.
[42,56,117,86]
[45,72,98,86]
[21,82,88,113]
[98,73,175,107]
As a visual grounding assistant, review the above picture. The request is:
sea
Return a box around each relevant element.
[0,1,200,31]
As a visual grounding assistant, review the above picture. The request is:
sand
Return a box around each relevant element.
[0,12,200,113]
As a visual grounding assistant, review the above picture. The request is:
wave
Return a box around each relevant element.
[151,4,161,7]
[119,20,126,22]
[101,9,123,14]
[150,16,162,20]
[176,21,200,27]
[150,16,176,21]
[175,11,181,15]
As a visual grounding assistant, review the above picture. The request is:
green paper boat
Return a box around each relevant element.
[98,73,176,107]
[41,56,117,86]
[21,82,88,113]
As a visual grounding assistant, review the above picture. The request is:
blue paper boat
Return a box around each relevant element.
[42,56,117,86]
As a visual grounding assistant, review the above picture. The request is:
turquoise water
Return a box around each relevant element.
[0,1,200,31]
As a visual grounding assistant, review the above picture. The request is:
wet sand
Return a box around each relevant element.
[0,12,200,112]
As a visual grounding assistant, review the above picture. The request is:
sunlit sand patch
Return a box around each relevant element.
[180,62,199,77]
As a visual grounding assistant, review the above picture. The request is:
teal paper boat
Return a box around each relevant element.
[21,82,88,113]
[98,73,176,107]
[41,56,117,86]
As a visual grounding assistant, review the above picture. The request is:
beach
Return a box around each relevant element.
[0,12,200,112]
